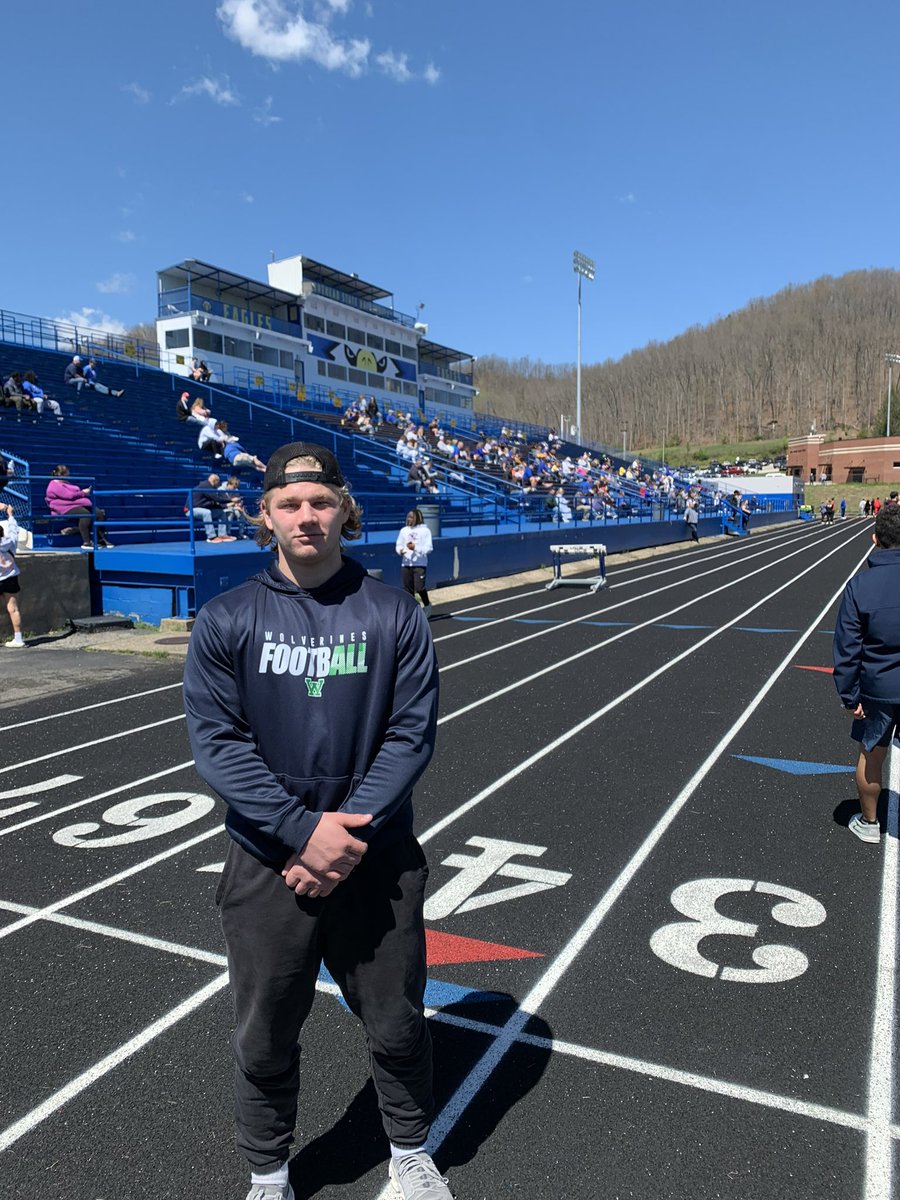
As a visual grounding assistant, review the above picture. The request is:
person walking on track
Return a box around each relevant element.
[396,508,434,618]
[833,504,900,843]
[183,442,450,1200]
[0,503,24,647]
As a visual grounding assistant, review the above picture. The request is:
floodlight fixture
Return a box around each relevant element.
[573,251,596,281]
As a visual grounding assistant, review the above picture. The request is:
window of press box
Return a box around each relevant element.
[402,381,417,397]
[326,320,346,339]
[367,372,386,390]
[384,338,401,356]
[366,333,384,350]
[317,360,327,376]
[193,328,223,354]
[279,351,294,370]
[348,368,367,385]
[347,326,366,345]
[224,336,253,361]
[304,314,325,333]
[327,363,348,380]
[253,343,279,366]
[401,345,418,360]
[165,328,190,349]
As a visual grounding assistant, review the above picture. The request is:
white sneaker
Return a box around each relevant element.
[849,813,880,843]
[388,1152,452,1199]
[5,638,25,648]
[246,1183,294,1200]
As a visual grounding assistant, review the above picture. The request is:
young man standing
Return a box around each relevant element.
[833,505,900,842]
[183,443,449,1200]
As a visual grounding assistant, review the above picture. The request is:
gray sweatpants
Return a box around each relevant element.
[217,835,433,1170]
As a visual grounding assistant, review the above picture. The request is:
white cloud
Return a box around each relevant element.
[176,75,240,106]
[619,192,636,204]
[96,273,136,295]
[376,49,411,83]
[57,307,127,336]
[241,192,255,204]
[123,82,151,104]
[254,95,282,125]
[115,230,137,243]
[217,0,370,77]
[423,62,441,85]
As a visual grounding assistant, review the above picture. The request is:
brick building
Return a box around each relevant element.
[787,434,900,484]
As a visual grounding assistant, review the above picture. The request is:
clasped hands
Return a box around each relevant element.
[281,811,372,899]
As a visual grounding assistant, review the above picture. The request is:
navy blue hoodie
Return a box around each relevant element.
[183,557,438,867]
[832,548,900,707]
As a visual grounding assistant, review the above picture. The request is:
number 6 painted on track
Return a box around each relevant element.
[52,792,216,848]
[649,877,827,983]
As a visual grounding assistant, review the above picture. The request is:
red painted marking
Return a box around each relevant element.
[425,929,543,966]
[795,665,833,674]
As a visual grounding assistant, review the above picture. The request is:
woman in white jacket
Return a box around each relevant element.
[0,504,24,647]
[395,508,433,617]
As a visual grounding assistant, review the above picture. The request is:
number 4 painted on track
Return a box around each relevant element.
[423,836,572,920]
[650,877,827,984]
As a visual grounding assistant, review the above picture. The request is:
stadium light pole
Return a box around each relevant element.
[885,353,900,438]
[573,251,595,444]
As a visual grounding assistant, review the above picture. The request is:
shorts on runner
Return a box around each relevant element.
[850,702,900,751]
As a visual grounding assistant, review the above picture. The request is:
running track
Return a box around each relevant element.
[0,517,894,1200]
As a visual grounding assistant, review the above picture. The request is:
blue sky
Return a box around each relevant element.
[4,0,899,366]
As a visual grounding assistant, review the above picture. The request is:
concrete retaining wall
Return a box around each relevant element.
[0,552,94,637]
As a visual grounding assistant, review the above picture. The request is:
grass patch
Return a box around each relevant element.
[639,438,789,467]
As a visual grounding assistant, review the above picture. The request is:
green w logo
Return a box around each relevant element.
[305,678,325,698]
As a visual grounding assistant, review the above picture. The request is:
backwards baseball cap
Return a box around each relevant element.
[263,442,346,492]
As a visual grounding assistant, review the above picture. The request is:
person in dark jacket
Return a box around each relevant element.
[182,443,449,1200]
[190,473,234,542]
[832,505,900,842]
[64,355,86,393]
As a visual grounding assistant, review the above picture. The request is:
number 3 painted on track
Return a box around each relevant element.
[649,878,827,984]
[52,792,216,848]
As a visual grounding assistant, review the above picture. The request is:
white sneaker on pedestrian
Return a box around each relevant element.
[246,1184,294,1200]
[5,638,25,648]
[388,1152,452,1199]
[849,813,880,843]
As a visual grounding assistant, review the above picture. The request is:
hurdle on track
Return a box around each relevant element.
[545,543,609,592]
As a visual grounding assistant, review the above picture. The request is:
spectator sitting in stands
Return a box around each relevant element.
[198,417,226,459]
[23,372,63,422]
[219,475,251,538]
[175,391,192,422]
[396,433,417,463]
[190,358,212,383]
[45,464,112,549]
[2,372,35,421]
[188,396,212,425]
[190,472,235,543]
[384,403,398,426]
[340,403,359,430]
[217,422,266,473]
[64,355,85,393]
[406,458,437,495]
[83,358,125,398]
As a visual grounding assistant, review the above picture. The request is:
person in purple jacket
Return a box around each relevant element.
[183,443,449,1200]
[833,504,900,842]
[44,464,113,549]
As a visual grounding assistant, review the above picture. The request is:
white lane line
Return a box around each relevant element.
[0,760,196,838]
[396,554,871,1184]
[0,824,224,942]
[434,521,818,645]
[431,1008,872,1135]
[1,682,183,732]
[435,523,865,728]
[0,899,229,967]
[438,521,855,671]
[0,715,185,775]
[864,747,899,1200]
[0,890,874,1153]
[0,971,230,1154]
